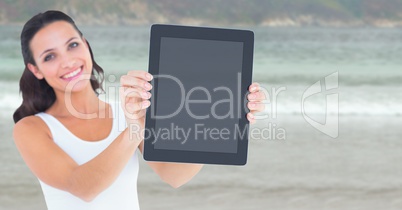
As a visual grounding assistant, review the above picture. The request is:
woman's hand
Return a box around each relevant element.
[120,70,153,128]
[246,82,266,124]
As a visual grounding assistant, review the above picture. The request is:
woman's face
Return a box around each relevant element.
[28,21,93,94]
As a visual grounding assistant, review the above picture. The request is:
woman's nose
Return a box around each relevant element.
[61,58,77,69]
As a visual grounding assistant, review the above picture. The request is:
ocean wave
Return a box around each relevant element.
[3,70,402,87]
[1,85,401,117]
[253,73,402,86]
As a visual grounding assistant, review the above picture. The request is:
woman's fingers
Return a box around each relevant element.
[247,102,265,112]
[247,90,266,101]
[120,87,151,109]
[247,112,256,124]
[120,85,151,122]
[119,71,153,122]
[125,99,151,113]
[248,82,260,93]
[127,70,153,81]
[120,75,153,91]
[120,70,153,91]
[121,101,149,121]
[247,82,266,124]
[123,87,152,99]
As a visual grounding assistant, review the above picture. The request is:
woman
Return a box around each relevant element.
[13,10,265,210]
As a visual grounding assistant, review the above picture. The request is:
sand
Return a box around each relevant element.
[2,114,402,210]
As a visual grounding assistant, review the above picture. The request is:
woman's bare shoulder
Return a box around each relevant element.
[13,115,51,143]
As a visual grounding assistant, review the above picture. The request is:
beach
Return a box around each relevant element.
[1,26,401,209]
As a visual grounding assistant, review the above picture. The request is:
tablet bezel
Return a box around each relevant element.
[144,24,254,165]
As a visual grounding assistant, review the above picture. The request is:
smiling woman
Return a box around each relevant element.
[13,11,104,123]
[11,10,265,210]
[28,21,93,95]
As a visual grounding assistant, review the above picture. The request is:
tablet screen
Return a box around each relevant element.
[144,24,253,165]
[151,37,244,153]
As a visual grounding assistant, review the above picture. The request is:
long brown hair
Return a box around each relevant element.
[13,10,104,123]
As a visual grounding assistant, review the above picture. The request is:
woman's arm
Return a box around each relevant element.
[13,117,141,202]
[13,72,152,202]
[138,142,203,188]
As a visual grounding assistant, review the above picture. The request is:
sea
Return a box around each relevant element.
[1,25,402,210]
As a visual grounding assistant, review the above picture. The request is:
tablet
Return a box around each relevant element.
[144,24,254,165]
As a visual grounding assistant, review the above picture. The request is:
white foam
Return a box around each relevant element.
[1,81,401,119]
[0,82,21,118]
[259,83,402,116]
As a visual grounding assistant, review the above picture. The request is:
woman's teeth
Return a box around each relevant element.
[62,67,81,79]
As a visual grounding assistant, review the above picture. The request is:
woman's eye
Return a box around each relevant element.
[69,42,79,49]
[44,54,54,62]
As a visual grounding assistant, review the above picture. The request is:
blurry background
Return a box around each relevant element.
[1,0,402,209]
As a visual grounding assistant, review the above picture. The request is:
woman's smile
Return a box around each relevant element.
[60,65,83,81]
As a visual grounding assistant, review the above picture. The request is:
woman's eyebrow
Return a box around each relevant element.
[39,37,79,58]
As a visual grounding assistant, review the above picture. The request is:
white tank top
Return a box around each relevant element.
[35,102,140,210]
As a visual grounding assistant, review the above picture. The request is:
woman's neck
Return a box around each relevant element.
[48,85,106,119]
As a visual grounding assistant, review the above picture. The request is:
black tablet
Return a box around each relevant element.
[144,24,254,165]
